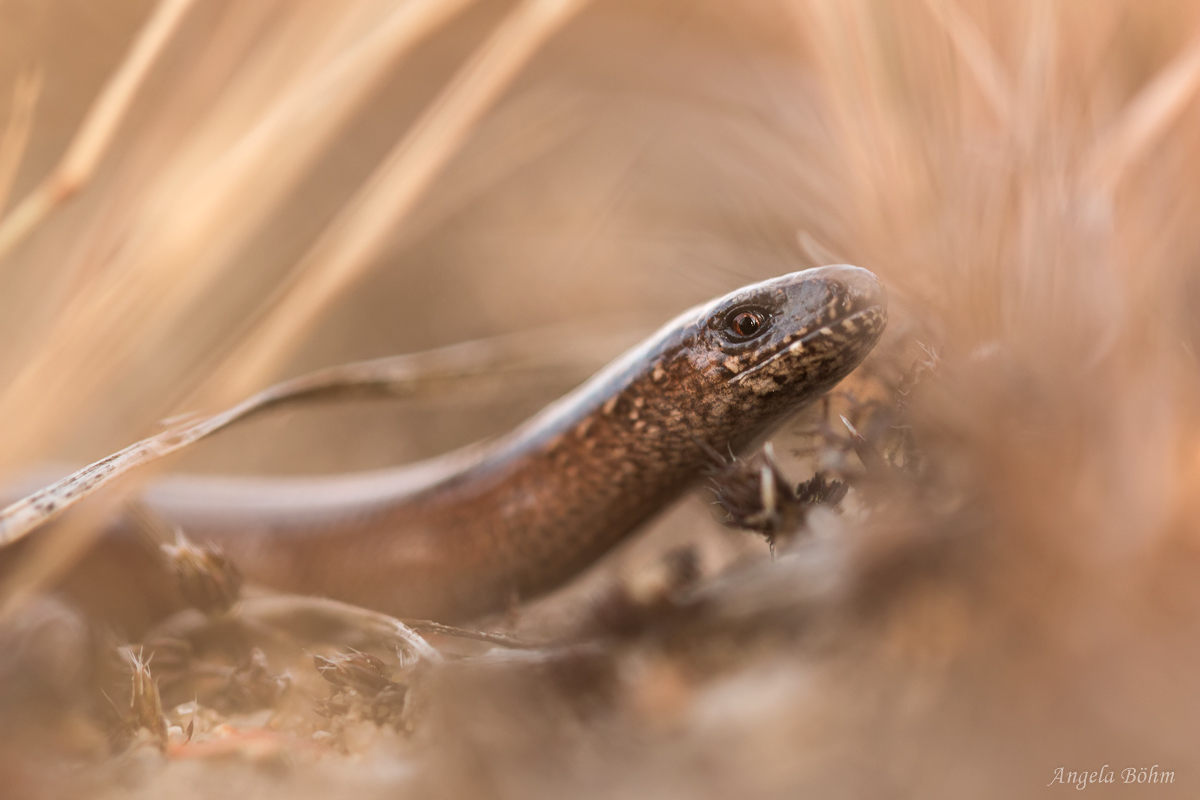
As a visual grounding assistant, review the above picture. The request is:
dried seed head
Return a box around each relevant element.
[709,447,796,539]
[120,648,167,750]
[711,445,848,549]
[795,472,849,509]
[161,530,243,615]
[313,650,394,696]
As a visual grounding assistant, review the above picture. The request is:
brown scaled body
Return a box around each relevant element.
[67,265,886,629]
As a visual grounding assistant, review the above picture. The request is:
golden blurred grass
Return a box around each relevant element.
[2,0,1200,797]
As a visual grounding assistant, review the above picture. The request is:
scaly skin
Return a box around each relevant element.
[68,265,887,628]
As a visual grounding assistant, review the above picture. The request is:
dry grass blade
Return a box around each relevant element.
[0,0,476,474]
[792,1,929,238]
[921,0,1013,125]
[157,593,530,653]
[401,619,534,649]
[204,0,596,405]
[1085,29,1200,195]
[0,0,595,633]
[232,595,442,663]
[0,0,196,262]
[0,325,631,549]
[0,67,41,215]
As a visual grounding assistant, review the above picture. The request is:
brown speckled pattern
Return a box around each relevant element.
[156,266,887,622]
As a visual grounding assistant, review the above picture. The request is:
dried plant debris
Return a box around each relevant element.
[894,343,940,414]
[793,472,850,510]
[123,502,245,617]
[199,595,443,664]
[853,345,941,479]
[314,650,395,695]
[402,619,533,649]
[114,648,167,751]
[313,650,410,729]
[710,444,848,549]
[0,327,631,550]
[160,533,243,617]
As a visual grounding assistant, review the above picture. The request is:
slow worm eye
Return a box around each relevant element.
[730,310,765,339]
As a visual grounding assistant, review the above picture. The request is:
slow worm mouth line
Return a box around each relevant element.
[729,304,885,385]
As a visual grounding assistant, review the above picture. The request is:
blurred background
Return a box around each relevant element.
[0,0,852,475]
[1,0,1200,797]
